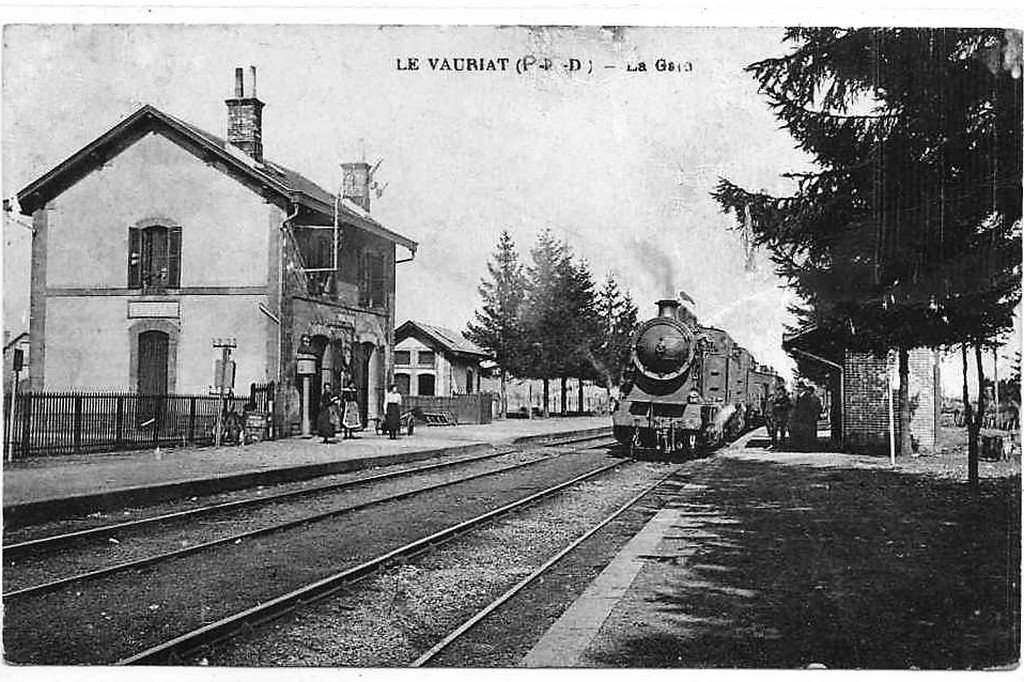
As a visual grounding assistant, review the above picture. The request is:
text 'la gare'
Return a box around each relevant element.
[396,57,511,72]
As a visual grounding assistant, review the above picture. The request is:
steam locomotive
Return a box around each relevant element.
[612,298,780,456]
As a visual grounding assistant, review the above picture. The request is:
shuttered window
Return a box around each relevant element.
[128,227,142,288]
[129,225,182,291]
[359,250,386,307]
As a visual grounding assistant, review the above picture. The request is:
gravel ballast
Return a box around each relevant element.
[2,448,614,664]
[202,458,703,667]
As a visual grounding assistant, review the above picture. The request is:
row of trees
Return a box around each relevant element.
[713,28,1021,487]
[465,229,639,418]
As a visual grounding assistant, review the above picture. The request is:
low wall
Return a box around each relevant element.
[404,394,495,424]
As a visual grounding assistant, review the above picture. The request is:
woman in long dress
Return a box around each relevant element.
[316,384,337,444]
[383,384,402,439]
[340,381,362,439]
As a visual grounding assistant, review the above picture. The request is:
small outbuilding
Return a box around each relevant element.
[783,324,941,454]
[393,321,490,397]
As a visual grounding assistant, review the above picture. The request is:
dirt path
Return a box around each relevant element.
[574,432,1020,669]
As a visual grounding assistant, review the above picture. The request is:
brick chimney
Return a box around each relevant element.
[341,161,371,212]
[225,66,264,162]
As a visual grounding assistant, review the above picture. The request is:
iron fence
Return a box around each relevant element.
[2,389,267,460]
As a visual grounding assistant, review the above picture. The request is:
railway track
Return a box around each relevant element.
[118,457,628,665]
[4,435,616,598]
[3,431,613,553]
[3,436,621,664]
[409,466,681,667]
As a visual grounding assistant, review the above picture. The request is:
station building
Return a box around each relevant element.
[783,325,940,454]
[17,67,417,434]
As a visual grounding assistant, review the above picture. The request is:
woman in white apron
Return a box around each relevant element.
[340,381,362,439]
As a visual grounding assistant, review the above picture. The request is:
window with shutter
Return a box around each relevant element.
[167,226,182,288]
[359,250,386,307]
[129,224,182,292]
[128,227,142,288]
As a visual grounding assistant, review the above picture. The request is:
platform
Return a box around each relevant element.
[2,416,611,526]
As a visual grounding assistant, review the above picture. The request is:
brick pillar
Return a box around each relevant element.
[843,350,891,454]
[906,348,939,452]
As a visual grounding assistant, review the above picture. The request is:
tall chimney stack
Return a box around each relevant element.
[341,161,372,212]
[225,65,264,162]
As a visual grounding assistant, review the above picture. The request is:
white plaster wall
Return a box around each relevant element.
[42,295,268,393]
[176,295,269,393]
[44,298,128,390]
[394,336,443,395]
[47,131,269,288]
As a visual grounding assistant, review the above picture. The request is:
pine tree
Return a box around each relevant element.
[592,274,639,397]
[559,258,600,414]
[465,230,527,419]
[521,229,574,417]
[713,28,1022,475]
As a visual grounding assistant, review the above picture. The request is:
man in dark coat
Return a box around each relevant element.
[768,382,792,449]
[791,382,823,451]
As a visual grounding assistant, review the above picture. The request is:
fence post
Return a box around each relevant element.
[115,396,124,445]
[73,395,83,453]
[152,397,161,446]
[188,397,197,444]
[20,393,32,458]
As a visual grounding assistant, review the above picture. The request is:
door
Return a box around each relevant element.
[137,330,169,427]
[138,330,169,395]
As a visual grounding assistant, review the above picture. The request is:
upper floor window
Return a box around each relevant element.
[417,351,435,367]
[129,225,181,291]
[395,350,411,366]
[359,250,386,308]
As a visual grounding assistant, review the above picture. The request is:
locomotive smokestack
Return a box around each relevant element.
[656,298,681,319]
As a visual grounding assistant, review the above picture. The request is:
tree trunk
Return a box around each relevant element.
[578,378,584,415]
[499,370,507,420]
[560,377,568,416]
[898,346,912,456]
[962,344,979,490]
[971,343,988,489]
[542,378,550,418]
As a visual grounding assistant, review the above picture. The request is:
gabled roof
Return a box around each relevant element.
[395,320,490,359]
[16,104,417,253]
[3,331,29,353]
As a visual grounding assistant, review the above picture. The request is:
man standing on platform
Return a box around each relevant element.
[791,381,823,451]
[768,381,792,449]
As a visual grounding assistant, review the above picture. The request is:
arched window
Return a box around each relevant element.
[129,224,181,291]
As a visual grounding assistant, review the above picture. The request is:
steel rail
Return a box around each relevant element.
[3,451,588,600]
[3,451,505,555]
[116,458,626,666]
[4,431,611,555]
[410,465,682,667]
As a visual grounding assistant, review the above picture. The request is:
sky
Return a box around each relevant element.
[3,20,1021,392]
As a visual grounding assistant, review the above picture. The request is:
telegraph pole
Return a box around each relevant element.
[213,338,237,447]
